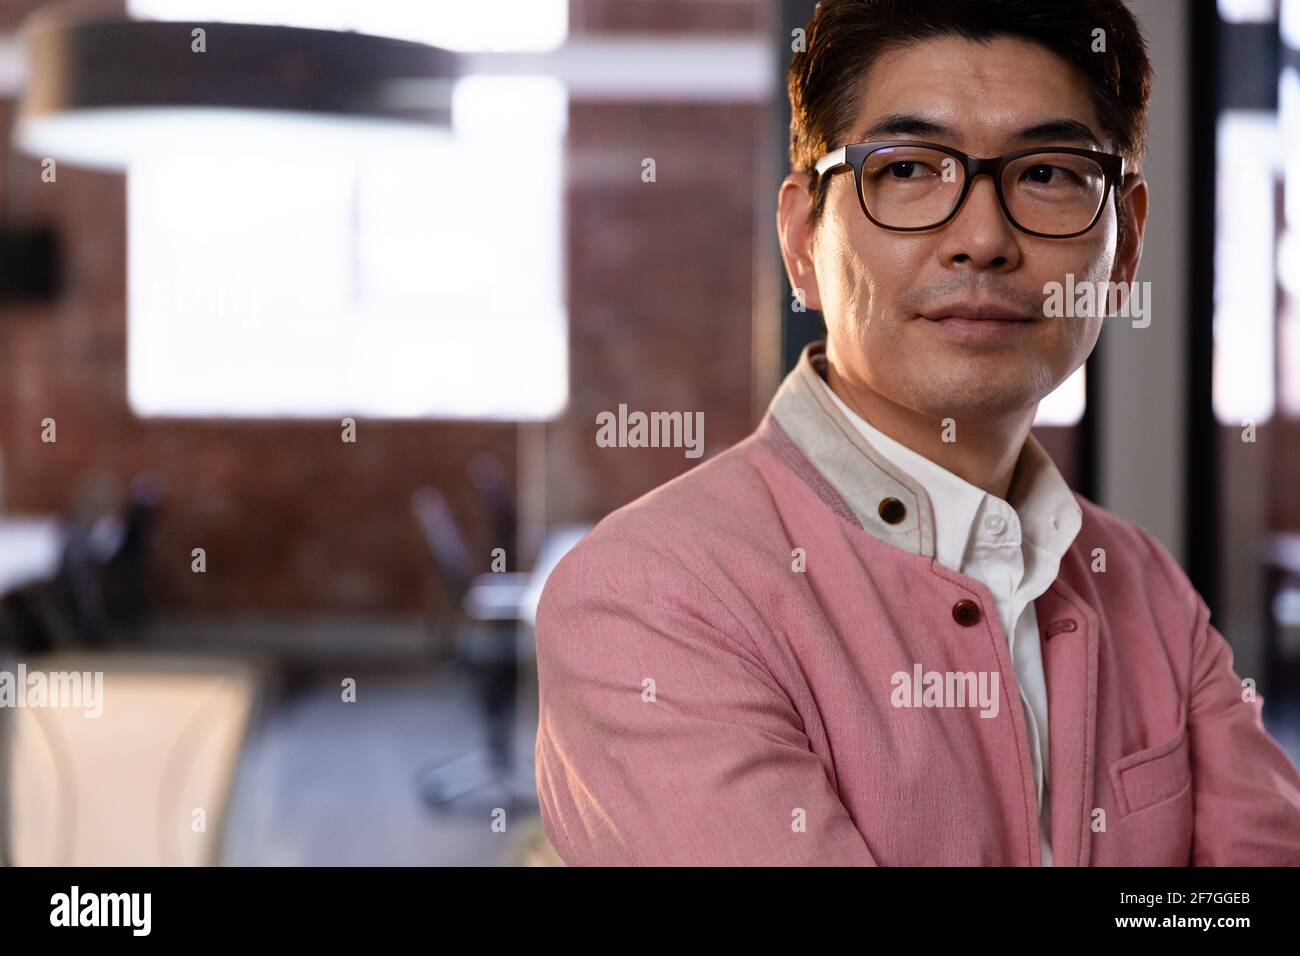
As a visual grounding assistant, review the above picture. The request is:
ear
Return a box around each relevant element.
[1109,172,1148,287]
[777,171,824,312]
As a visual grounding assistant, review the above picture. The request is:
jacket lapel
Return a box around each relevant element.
[1036,577,1101,866]
[764,340,936,558]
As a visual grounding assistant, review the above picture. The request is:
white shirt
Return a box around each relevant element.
[817,374,1082,866]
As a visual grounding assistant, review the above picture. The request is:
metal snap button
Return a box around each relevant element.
[878,497,906,524]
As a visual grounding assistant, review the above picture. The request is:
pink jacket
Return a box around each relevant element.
[534,341,1300,865]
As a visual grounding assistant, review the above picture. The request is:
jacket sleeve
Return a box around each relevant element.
[533,532,876,866]
[1185,591,1300,865]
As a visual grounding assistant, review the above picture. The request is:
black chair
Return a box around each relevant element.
[98,474,165,630]
[410,484,523,814]
[468,453,518,565]
[15,472,163,650]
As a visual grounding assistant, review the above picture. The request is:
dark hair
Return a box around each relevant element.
[788,0,1152,240]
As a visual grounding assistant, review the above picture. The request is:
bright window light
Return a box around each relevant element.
[127,76,568,420]
[127,0,568,52]
[18,108,449,173]
[1218,0,1277,23]
[1214,110,1279,424]
[1284,0,1300,46]
[1033,364,1085,426]
[1281,55,1300,416]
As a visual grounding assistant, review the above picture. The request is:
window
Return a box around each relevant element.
[123,4,569,419]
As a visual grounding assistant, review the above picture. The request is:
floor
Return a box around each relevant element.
[221,664,544,866]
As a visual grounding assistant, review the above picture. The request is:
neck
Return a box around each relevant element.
[823,359,1035,501]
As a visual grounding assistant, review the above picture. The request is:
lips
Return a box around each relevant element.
[919,302,1034,323]
[918,302,1036,342]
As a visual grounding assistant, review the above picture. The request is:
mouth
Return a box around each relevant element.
[918,302,1037,341]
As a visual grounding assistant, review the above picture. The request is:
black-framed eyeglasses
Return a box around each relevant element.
[813,140,1125,239]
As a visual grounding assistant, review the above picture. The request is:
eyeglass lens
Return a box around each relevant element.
[859,146,1107,235]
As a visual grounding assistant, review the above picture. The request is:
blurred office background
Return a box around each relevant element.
[0,0,1296,865]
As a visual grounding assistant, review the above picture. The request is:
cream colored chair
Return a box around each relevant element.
[1,653,264,866]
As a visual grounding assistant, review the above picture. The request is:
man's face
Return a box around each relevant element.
[785,35,1144,420]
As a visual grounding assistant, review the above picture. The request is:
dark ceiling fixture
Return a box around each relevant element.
[16,15,458,154]
[1,7,458,302]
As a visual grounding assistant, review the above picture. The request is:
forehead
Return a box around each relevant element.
[852,34,1102,148]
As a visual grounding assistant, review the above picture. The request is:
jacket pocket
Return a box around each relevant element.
[1108,719,1191,818]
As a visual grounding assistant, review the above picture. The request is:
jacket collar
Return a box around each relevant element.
[761,339,1067,561]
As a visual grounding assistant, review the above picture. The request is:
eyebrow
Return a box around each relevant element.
[858,113,1102,148]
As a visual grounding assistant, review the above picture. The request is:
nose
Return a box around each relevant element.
[936,174,1022,272]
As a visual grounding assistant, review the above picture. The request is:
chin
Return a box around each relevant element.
[906,367,1053,419]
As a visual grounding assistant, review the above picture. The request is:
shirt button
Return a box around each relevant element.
[952,599,982,627]
[878,497,906,524]
[982,513,1007,535]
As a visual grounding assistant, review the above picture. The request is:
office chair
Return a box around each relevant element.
[98,474,165,630]
[18,472,163,651]
[410,485,524,815]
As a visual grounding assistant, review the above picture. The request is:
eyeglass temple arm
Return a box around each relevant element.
[813,147,847,177]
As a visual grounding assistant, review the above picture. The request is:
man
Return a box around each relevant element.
[533,0,1300,865]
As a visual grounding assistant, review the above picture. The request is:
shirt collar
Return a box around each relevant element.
[762,339,1080,562]
[1006,435,1083,559]
[816,374,984,570]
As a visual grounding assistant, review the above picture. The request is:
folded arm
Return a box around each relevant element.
[1186,593,1300,865]
[534,533,876,866]
[1123,524,1300,864]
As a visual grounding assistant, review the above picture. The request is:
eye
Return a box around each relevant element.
[885,161,936,180]
[1023,164,1078,186]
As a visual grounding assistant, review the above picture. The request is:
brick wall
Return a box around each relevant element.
[0,0,771,612]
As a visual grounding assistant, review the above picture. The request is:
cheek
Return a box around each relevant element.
[841,229,930,335]
[1039,232,1116,356]
[1064,315,1103,363]
[1079,211,1119,283]
[818,219,879,336]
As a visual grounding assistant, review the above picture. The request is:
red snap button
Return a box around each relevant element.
[952,600,981,627]
[1045,619,1077,638]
